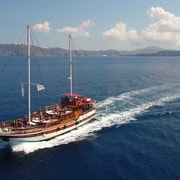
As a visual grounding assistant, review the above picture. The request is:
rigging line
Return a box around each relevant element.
[31,30,43,49]
[30,34,50,106]
[45,89,62,97]
[31,30,71,98]
[30,33,45,83]
[32,31,66,94]
[17,28,26,45]
[10,33,31,99]
[0,56,11,76]
[31,30,50,57]
[0,28,27,100]
[30,32,63,103]
[0,27,26,79]
[0,28,27,75]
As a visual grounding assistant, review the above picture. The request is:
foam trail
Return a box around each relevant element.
[10,84,180,154]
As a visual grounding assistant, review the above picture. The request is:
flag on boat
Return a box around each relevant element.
[37,84,45,91]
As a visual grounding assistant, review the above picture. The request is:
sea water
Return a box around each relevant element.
[0,56,179,180]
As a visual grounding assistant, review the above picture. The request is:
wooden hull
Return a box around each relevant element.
[0,109,96,144]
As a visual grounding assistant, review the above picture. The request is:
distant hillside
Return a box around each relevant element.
[149,50,180,56]
[0,44,68,56]
[133,46,164,55]
[0,44,180,57]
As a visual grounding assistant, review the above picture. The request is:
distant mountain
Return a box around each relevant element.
[133,46,164,54]
[134,46,180,56]
[0,44,180,57]
[145,50,180,56]
[0,44,68,56]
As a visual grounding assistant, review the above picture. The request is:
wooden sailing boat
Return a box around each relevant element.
[0,26,96,144]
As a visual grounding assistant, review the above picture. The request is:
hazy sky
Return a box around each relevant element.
[1,0,180,50]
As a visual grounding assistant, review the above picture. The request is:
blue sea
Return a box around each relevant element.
[0,56,180,180]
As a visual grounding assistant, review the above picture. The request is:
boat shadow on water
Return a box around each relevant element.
[0,144,13,160]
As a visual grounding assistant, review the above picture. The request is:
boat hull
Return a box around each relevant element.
[0,109,96,144]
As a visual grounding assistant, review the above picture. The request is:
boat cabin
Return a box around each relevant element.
[61,93,95,107]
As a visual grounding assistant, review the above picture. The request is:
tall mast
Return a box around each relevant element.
[27,25,31,123]
[69,34,73,95]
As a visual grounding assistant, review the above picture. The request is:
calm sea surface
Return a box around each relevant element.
[0,56,180,180]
